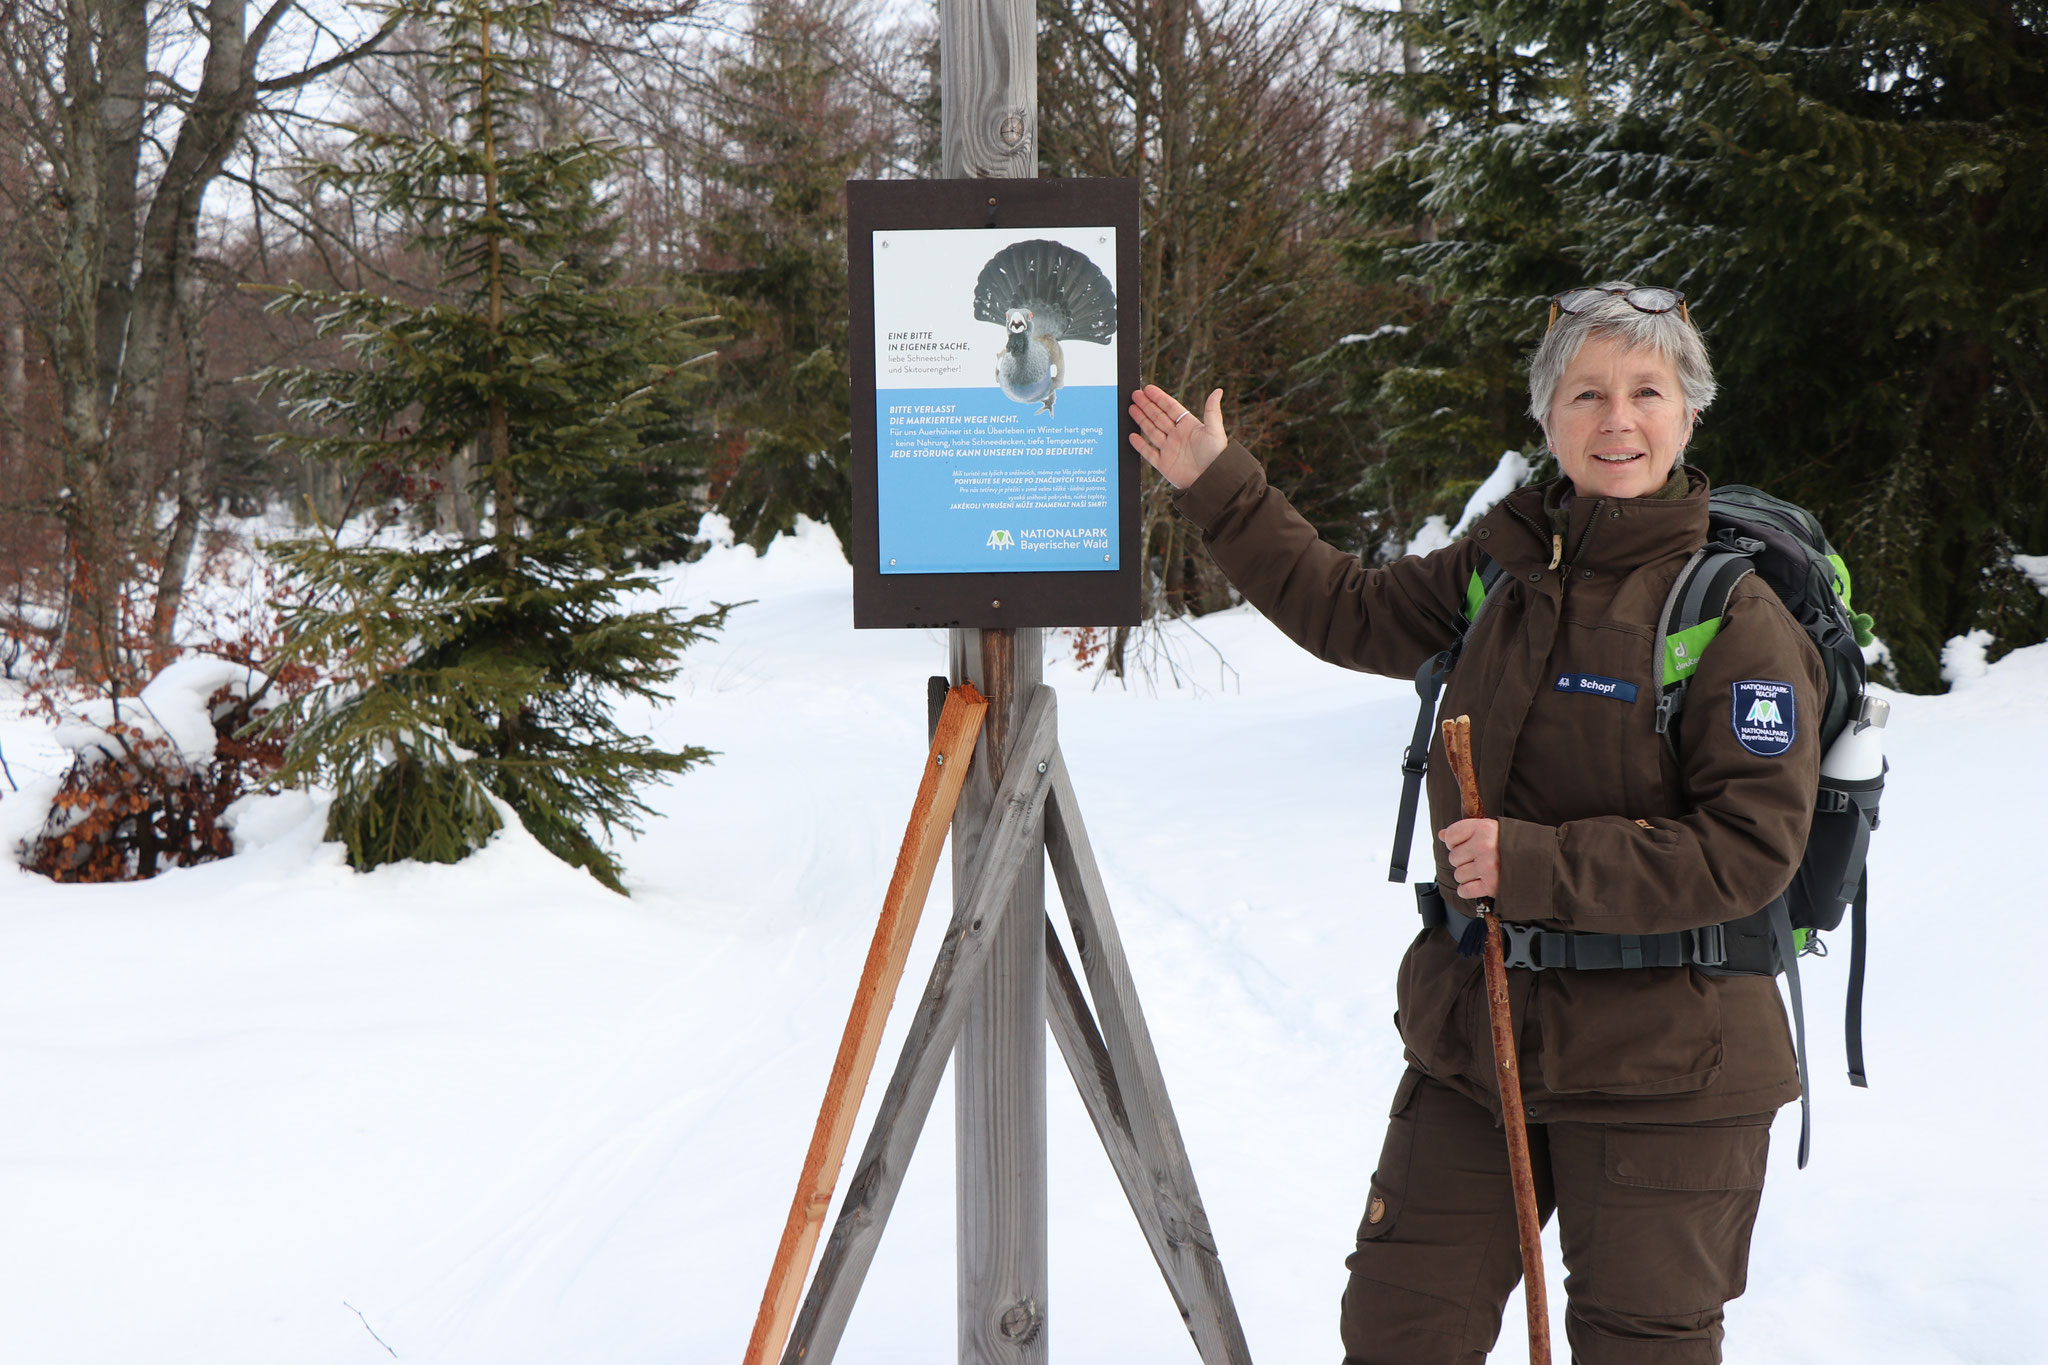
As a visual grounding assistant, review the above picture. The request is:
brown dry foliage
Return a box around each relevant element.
[23,602,322,883]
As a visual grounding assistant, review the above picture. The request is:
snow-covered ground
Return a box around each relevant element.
[1,515,2042,1365]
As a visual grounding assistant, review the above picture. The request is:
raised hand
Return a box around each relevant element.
[1128,384,1228,490]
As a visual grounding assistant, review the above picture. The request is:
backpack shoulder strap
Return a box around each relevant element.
[1467,554,1505,625]
[1652,537,1759,749]
[1388,553,1507,883]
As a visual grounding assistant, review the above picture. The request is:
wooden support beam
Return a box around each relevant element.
[939,0,1042,1346]
[952,626,1048,1364]
[781,685,1060,1365]
[743,684,991,1365]
[1045,754,1254,1364]
[939,0,1036,178]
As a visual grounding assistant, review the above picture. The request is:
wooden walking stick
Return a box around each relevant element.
[1443,714,1552,1365]
[741,683,989,1365]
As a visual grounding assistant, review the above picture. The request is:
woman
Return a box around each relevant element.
[1129,284,1826,1365]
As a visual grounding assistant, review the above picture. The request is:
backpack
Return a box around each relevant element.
[1387,484,1885,1168]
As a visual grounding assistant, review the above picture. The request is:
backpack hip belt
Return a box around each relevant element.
[1416,882,1751,972]
[1415,879,1816,1162]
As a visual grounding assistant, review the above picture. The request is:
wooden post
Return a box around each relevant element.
[940,0,1036,180]
[950,628,1047,1363]
[789,5,1246,1360]
[943,0,1042,1359]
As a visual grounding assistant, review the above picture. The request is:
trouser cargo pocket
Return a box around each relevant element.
[1341,1070,1541,1365]
[1353,1068,1421,1244]
[1574,1116,1770,1316]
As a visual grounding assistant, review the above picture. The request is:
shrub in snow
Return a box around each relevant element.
[25,656,293,882]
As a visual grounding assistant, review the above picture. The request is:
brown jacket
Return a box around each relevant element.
[1176,443,1827,1123]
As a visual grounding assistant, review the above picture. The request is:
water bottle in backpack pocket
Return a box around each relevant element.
[1791,695,1888,939]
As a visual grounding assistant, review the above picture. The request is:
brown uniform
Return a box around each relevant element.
[1174,443,1826,1362]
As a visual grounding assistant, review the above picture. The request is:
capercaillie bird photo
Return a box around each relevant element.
[971,239,1118,416]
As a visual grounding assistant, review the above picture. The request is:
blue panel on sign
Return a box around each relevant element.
[876,385,1120,574]
[1553,672,1640,704]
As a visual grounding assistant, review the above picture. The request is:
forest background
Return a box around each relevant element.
[0,0,2041,709]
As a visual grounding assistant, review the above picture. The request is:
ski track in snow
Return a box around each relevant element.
[1,516,2043,1363]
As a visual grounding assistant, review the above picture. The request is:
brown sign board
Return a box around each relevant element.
[848,178,1142,629]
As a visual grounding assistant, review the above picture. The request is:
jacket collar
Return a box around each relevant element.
[1473,466,1711,576]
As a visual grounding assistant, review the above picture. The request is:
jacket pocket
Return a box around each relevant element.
[1536,968,1723,1096]
[1395,932,1480,1087]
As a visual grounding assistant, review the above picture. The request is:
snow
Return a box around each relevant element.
[50,653,272,767]
[1940,628,1995,690]
[1407,448,1534,555]
[1,516,2043,1364]
[2011,552,2048,597]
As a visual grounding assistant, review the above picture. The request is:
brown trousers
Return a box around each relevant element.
[1341,1070,1773,1364]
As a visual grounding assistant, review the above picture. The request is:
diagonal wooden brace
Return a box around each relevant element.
[1044,755,1253,1365]
[781,685,1059,1365]
[1040,922,1221,1342]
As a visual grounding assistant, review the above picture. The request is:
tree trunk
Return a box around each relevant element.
[117,0,257,473]
[1,289,23,468]
[29,0,391,677]
[54,0,116,672]
[435,440,481,538]
[150,274,211,662]
[479,8,519,567]
[92,0,148,404]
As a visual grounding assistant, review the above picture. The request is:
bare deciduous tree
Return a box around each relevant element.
[1034,0,1401,666]
[0,0,396,676]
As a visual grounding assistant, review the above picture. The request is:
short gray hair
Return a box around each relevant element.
[1526,281,1718,435]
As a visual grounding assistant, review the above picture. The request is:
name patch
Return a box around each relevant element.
[1732,679,1797,756]
[1554,672,1639,703]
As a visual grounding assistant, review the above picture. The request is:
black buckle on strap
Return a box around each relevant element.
[1688,922,1729,967]
[1498,922,1541,971]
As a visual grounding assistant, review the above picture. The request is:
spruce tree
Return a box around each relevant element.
[256,0,730,891]
[1344,1,2048,689]
[689,0,901,553]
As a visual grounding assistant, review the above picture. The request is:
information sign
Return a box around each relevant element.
[849,179,1141,628]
